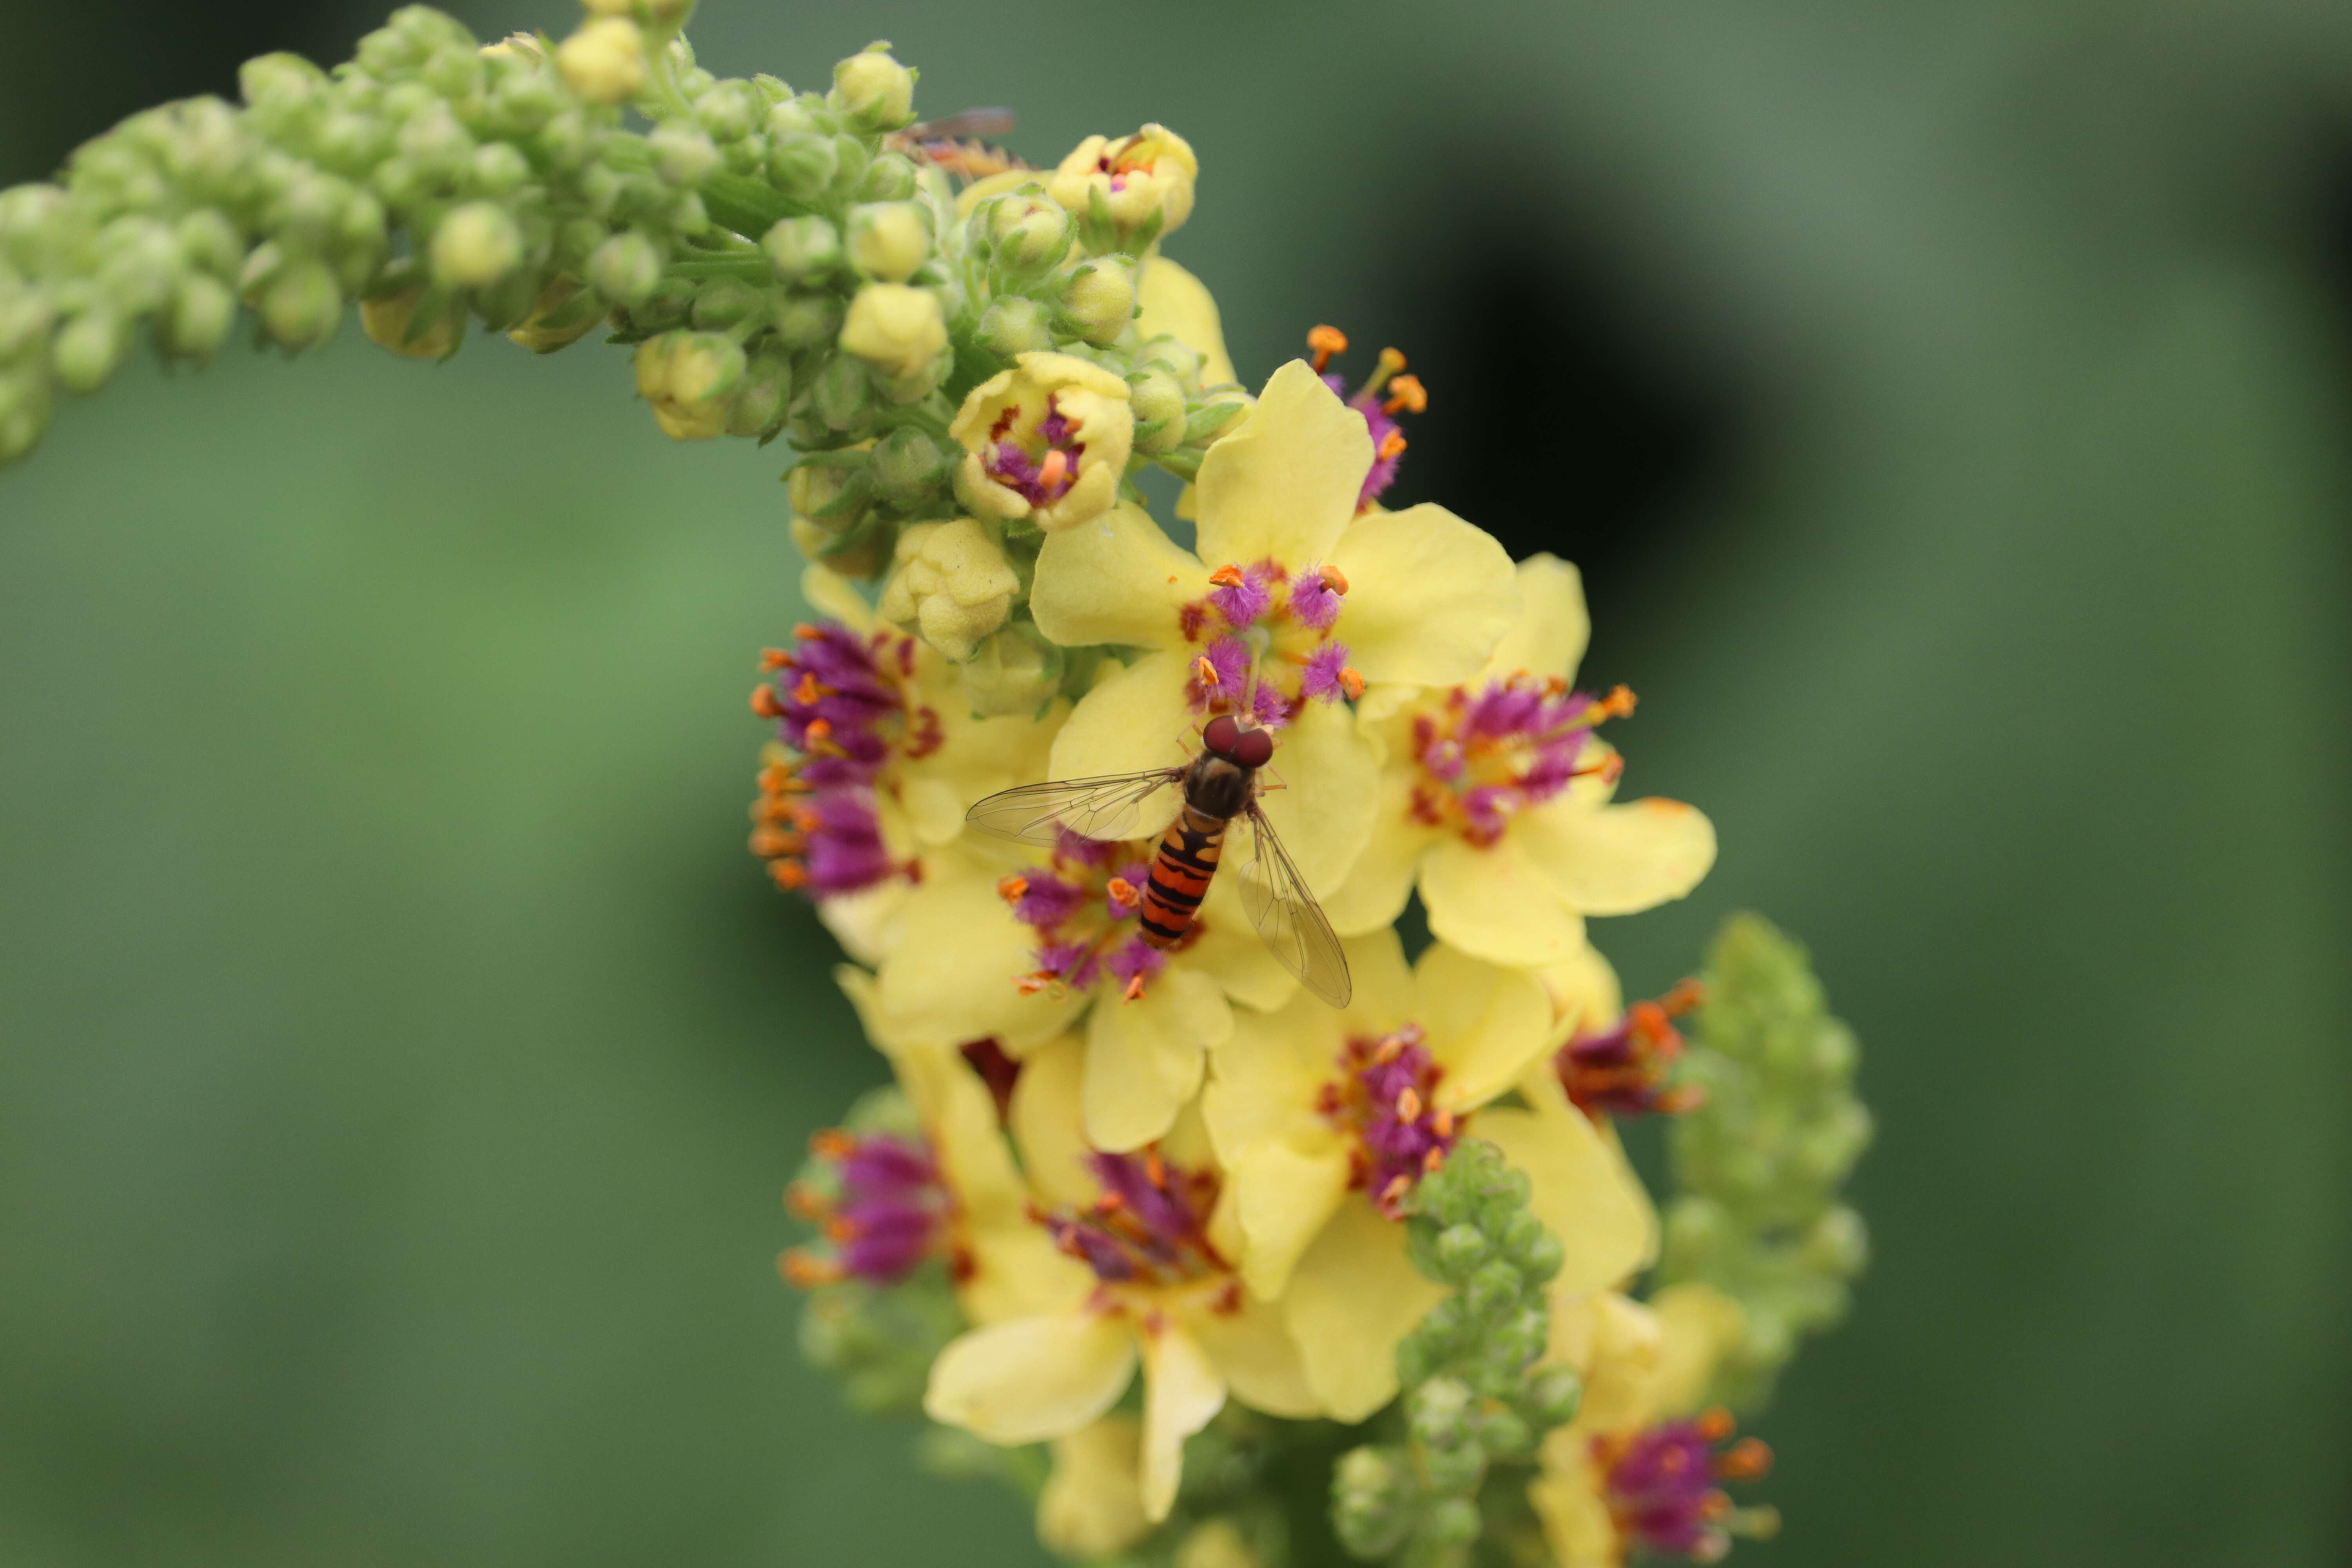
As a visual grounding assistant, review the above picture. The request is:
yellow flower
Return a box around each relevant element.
[633,331,742,442]
[1321,555,1717,969]
[950,351,1134,534]
[877,518,1021,661]
[1029,360,1517,897]
[751,566,1060,962]
[1050,125,1199,249]
[926,1039,1319,1523]
[1200,929,1655,1421]
[858,827,1294,1149]
[1529,1286,1770,1568]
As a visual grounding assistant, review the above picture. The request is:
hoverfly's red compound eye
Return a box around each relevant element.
[1230,725,1275,769]
[1202,713,1242,760]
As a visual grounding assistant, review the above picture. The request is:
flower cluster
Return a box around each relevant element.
[1,9,1872,1566]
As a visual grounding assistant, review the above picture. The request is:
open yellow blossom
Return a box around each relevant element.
[1531,1286,1769,1568]
[1050,124,1198,248]
[951,351,1134,534]
[926,1039,1319,1523]
[1031,361,1518,895]
[1323,554,1717,968]
[858,827,1294,1149]
[1200,929,1655,1421]
[750,566,1060,963]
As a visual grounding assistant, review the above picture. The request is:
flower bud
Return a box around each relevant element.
[768,132,840,200]
[872,425,950,506]
[53,308,129,394]
[360,286,463,359]
[726,350,792,437]
[506,276,603,352]
[258,258,341,350]
[156,275,234,362]
[1127,364,1184,453]
[470,142,532,198]
[838,283,946,382]
[771,292,843,348]
[763,216,840,283]
[0,290,54,361]
[695,80,764,143]
[857,152,918,203]
[829,43,915,131]
[430,202,523,289]
[846,202,929,283]
[959,624,1063,717]
[878,519,1020,661]
[174,209,245,280]
[974,296,1051,358]
[586,230,663,307]
[810,349,874,431]
[651,120,721,186]
[1054,259,1135,346]
[975,187,1076,281]
[949,351,1133,532]
[1049,125,1198,252]
[0,367,55,465]
[558,18,647,106]
[635,330,744,440]
[95,217,180,312]
[690,279,764,330]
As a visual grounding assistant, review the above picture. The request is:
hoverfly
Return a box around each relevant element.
[886,108,1030,183]
[966,714,1351,1007]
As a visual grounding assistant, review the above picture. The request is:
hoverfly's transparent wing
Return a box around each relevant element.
[905,107,1018,140]
[965,768,1184,846]
[1236,802,1352,1007]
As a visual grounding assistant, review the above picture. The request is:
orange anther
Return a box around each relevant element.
[751,685,784,718]
[810,1129,855,1160]
[1432,1106,1455,1138]
[794,623,822,640]
[1015,971,1056,996]
[1106,877,1142,910]
[1422,1146,1446,1174]
[1663,978,1707,1016]
[1338,666,1366,701]
[1208,563,1247,588]
[1374,1033,1406,1064]
[1718,1437,1773,1480]
[804,717,833,742]
[1384,374,1427,415]
[1319,564,1350,595]
[794,672,822,705]
[1038,448,1069,494]
[822,1216,858,1243]
[1194,654,1221,688]
[996,874,1030,904]
[749,826,799,858]
[1696,1408,1737,1441]
[1122,973,1149,1003]
[1307,323,1348,371]
[1396,1086,1422,1123]
[1379,1174,1412,1210]
[768,859,808,890]
[1592,684,1638,721]
[760,648,792,670]
[1144,1148,1167,1188]
[757,764,795,794]
[777,1249,842,1288]
[1377,429,1407,462]
[1095,1190,1127,1213]
[784,1183,829,1219]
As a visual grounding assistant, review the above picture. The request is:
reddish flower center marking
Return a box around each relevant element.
[780,1127,956,1288]
[1556,980,1706,1122]
[1000,830,1175,1001]
[984,394,1084,506]
[1408,679,1634,847]
[1176,558,1361,730]
[1038,1149,1232,1301]
[1317,1025,1461,1216]
[1595,1408,1778,1563]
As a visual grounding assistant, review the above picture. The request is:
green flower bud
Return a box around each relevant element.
[1127,364,1184,452]
[829,43,915,131]
[872,425,949,505]
[1432,1223,1487,1283]
[651,121,721,186]
[360,286,463,359]
[772,292,843,349]
[396,103,474,182]
[958,624,1063,718]
[763,216,840,283]
[537,109,597,171]
[1423,1497,1484,1548]
[52,308,129,394]
[1463,1259,1523,1320]
[978,187,1074,276]
[174,210,245,280]
[1521,1363,1583,1429]
[558,17,647,106]
[846,202,929,283]
[239,52,327,112]
[470,143,532,198]
[765,98,823,139]
[695,80,764,143]
[975,296,1050,358]
[258,258,341,350]
[1139,332,1202,384]
[506,276,603,353]
[586,231,663,308]
[1476,1408,1531,1459]
[828,135,873,197]
[1803,1204,1870,1278]
[94,217,179,312]
[1054,259,1135,346]
[430,203,523,289]
[726,350,792,437]
[1330,1446,1412,1559]
[811,350,874,431]
[857,152,918,202]
[767,132,839,201]
[0,289,56,360]
[485,69,563,136]
[690,279,765,330]
[0,367,55,465]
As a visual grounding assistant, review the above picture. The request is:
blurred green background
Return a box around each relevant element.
[6,2,2352,1564]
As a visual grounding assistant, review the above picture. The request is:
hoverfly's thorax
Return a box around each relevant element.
[1183,753,1253,823]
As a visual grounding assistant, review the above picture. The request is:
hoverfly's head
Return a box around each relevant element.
[1202,713,1274,770]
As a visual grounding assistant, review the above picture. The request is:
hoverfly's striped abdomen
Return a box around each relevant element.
[1138,806,1226,948]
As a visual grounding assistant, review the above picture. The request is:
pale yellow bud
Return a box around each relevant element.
[429,202,523,288]
[838,283,945,381]
[579,0,633,15]
[1055,260,1135,346]
[846,202,930,283]
[830,43,914,130]
[361,287,462,359]
[558,18,646,106]
[877,519,1020,661]
[1174,1519,1258,1568]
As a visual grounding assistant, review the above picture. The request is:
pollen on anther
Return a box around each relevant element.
[1384,373,1427,415]
[1319,564,1350,595]
[1195,654,1221,687]
[1122,973,1149,1002]
[1396,1085,1423,1122]
[1377,429,1407,462]
[1307,323,1348,371]
[996,874,1030,905]
[1339,666,1366,701]
[760,648,791,670]
[1208,562,1247,588]
[751,685,784,718]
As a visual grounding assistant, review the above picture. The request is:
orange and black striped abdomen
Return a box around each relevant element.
[1138,806,1227,948]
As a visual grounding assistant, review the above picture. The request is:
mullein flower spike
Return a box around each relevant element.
[2,9,1871,1564]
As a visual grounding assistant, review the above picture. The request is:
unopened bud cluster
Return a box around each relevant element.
[1333,1140,1584,1566]
[1657,914,1873,1409]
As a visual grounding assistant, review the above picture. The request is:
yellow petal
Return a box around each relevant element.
[1473,1105,1657,1294]
[1419,833,1588,968]
[1045,650,1191,837]
[800,563,877,632]
[1528,1451,1622,1568]
[1038,1416,1153,1559]
[1282,1200,1446,1421]
[1412,942,1555,1111]
[875,855,1088,1051]
[815,880,908,967]
[1032,503,1209,651]
[1477,554,1589,686]
[1545,1291,1664,1434]
[1136,255,1238,387]
[926,1311,1137,1445]
[1010,1033,1098,1210]
[1334,926,1416,1037]
[1318,777,1434,938]
[1084,966,1231,1151]
[1201,992,1338,1164]
[1648,1281,1747,1418]
[1183,873,1300,1012]
[1532,941,1626,1044]
[962,1222,1095,1324]
[1194,360,1369,570]
[1515,796,1718,916]
[1140,1323,1226,1522]
[1252,697,1378,895]
[1190,1294,1322,1417]
[1226,1138,1352,1300]
[1327,503,1516,688]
